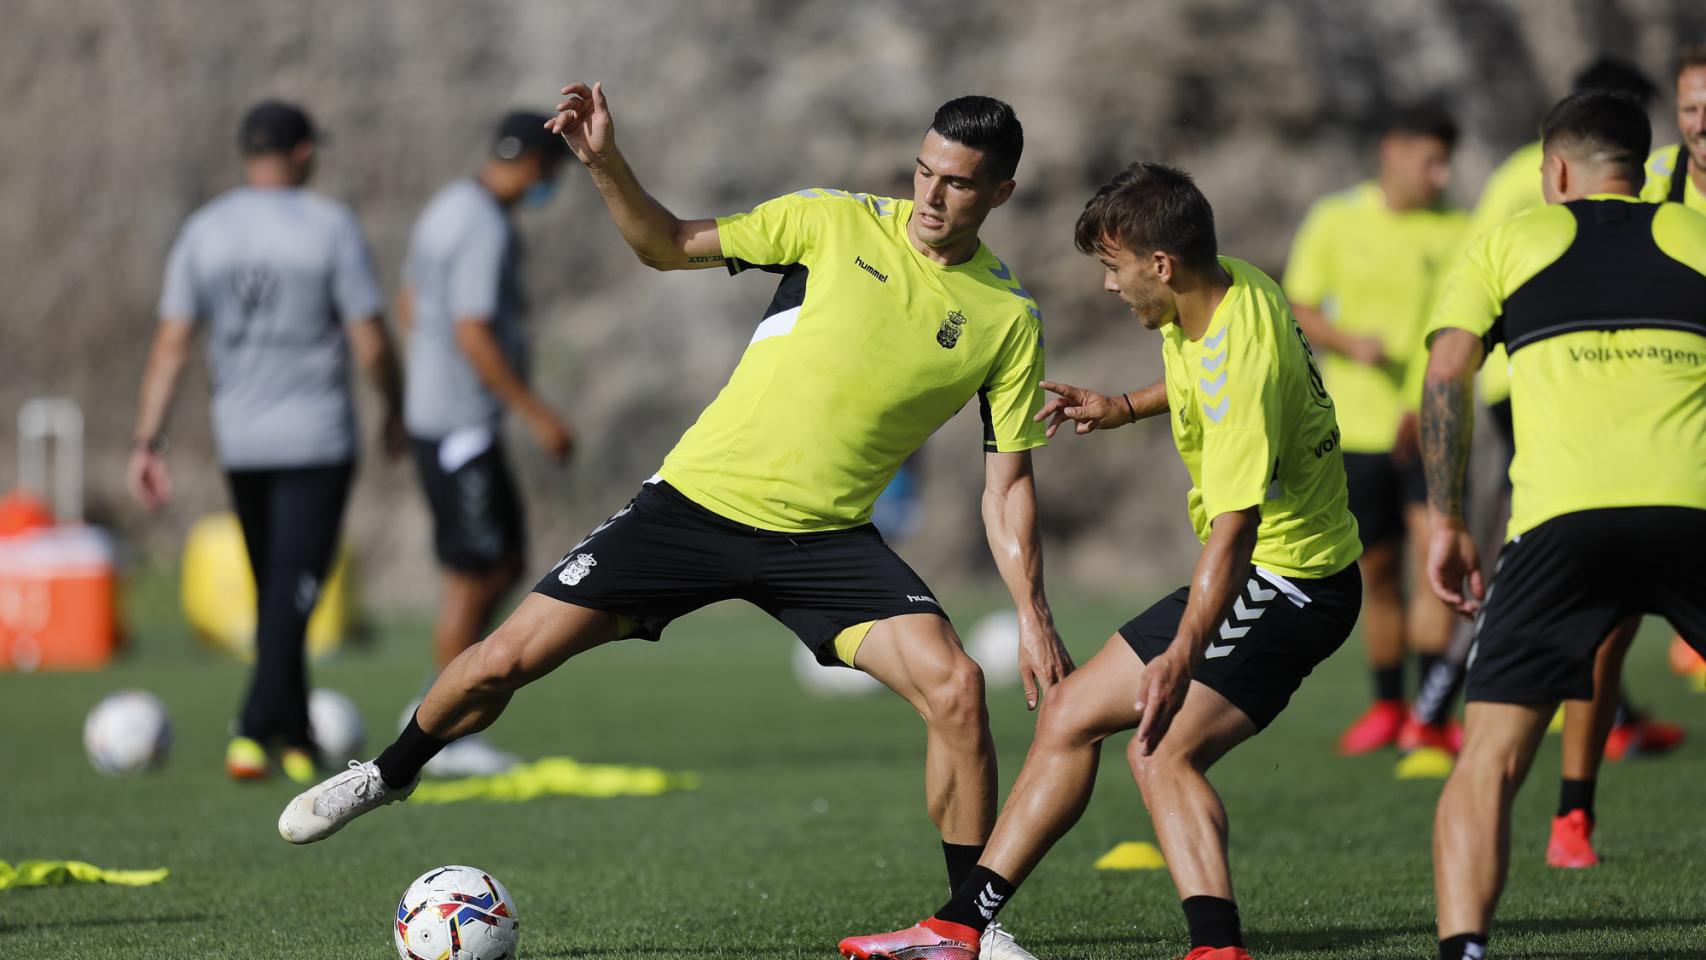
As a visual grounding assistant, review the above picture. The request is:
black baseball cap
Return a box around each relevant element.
[238,100,317,156]
[493,110,569,163]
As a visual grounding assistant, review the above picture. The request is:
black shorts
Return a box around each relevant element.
[1119,564,1362,729]
[532,480,945,662]
[1466,506,1706,704]
[1342,451,1425,547]
[411,435,525,573]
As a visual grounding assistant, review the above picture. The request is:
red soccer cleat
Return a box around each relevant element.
[839,918,979,960]
[1181,948,1254,960]
[1546,809,1599,869]
[1396,716,1464,755]
[1338,700,1406,755]
[1604,717,1686,761]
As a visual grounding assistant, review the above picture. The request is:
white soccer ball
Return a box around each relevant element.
[394,865,519,960]
[309,688,366,761]
[967,610,1022,688]
[83,689,172,776]
[792,643,884,696]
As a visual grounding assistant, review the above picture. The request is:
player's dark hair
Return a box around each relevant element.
[1383,101,1459,151]
[929,96,1023,183]
[1540,91,1652,184]
[1572,56,1659,108]
[1073,162,1218,271]
[1678,42,1706,78]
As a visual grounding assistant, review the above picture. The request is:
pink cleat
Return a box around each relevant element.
[839,918,980,960]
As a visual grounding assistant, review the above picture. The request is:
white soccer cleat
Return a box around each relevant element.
[277,759,415,844]
[423,734,521,778]
[981,921,1040,960]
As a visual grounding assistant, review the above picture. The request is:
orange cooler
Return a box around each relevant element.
[0,527,119,671]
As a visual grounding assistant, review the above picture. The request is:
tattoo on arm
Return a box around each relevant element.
[1421,376,1474,517]
[685,255,726,264]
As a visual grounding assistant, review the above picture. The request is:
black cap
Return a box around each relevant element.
[493,110,569,163]
[1571,57,1658,108]
[239,100,317,156]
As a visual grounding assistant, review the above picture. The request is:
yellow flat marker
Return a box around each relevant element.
[0,859,169,889]
[408,756,699,805]
[1395,746,1454,780]
[1094,841,1166,870]
[1547,705,1564,734]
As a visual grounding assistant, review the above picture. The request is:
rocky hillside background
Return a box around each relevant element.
[3,0,1702,615]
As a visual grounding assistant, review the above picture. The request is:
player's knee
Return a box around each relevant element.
[1032,689,1098,750]
[468,627,535,693]
[924,655,987,735]
[1125,735,1192,793]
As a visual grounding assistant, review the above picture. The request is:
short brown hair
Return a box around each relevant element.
[1073,162,1218,270]
[1679,41,1706,77]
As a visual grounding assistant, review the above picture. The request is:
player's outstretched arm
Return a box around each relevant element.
[982,450,1073,710]
[1421,329,1486,615]
[547,82,723,271]
[1032,379,1166,437]
[1135,506,1259,755]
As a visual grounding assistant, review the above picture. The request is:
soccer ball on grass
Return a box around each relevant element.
[394,865,519,960]
[83,689,172,776]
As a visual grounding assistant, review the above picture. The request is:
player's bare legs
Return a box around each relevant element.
[280,594,621,843]
[856,614,996,846]
[1343,539,1406,754]
[1561,619,1637,783]
[1128,678,1258,900]
[1433,701,1552,938]
[431,561,522,669]
[1403,505,1454,662]
[419,593,622,739]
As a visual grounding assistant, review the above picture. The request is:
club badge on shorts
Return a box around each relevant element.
[558,553,598,586]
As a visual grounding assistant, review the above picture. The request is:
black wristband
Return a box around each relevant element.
[1119,393,1136,423]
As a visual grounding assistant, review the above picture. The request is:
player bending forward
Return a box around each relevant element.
[842,163,1363,960]
[280,82,1072,960]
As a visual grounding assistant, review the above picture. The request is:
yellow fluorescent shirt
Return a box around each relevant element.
[658,189,1047,532]
[1426,196,1706,539]
[1460,141,1549,406]
[1641,144,1706,212]
[1282,183,1468,451]
[1162,257,1362,579]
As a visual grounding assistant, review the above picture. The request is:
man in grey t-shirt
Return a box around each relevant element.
[397,111,573,776]
[128,100,404,784]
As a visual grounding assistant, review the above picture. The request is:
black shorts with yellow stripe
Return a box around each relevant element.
[1466,506,1706,704]
[531,480,946,666]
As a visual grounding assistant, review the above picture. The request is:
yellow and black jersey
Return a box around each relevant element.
[1427,195,1706,539]
[657,189,1048,533]
[1640,144,1706,213]
[1162,257,1362,579]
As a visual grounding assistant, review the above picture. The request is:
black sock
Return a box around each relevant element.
[374,713,448,789]
[1558,778,1596,821]
[942,842,984,894]
[1374,664,1405,703]
[1439,931,1488,959]
[1181,895,1244,950]
[934,865,1015,934]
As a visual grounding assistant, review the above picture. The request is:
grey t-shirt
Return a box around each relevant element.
[403,178,527,441]
[158,186,382,469]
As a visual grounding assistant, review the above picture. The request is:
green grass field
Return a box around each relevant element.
[2,591,1702,959]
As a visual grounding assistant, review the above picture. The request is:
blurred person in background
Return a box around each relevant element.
[394,111,575,778]
[282,85,1071,960]
[126,100,402,784]
[1281,103,1467,758]
[1641,42,1706,212]
[1416,57,1684,870]
[1423,89,1706,960]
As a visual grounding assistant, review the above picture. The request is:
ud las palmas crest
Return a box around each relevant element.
[558,553,597,586]
[936,309,967,348]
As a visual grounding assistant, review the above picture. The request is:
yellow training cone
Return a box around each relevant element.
[1094,841,1166,870]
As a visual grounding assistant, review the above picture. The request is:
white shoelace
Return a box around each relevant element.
[315,760,383,817]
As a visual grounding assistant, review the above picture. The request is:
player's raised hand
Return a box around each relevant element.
[1032,380,1130,438]
[548,82,614,166]
[1425,519,1484,616]
[1016,614,1074,711]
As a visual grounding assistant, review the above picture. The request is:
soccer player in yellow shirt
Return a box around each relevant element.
[1642,42,1706,212]
[1282,104,1466,756]
[281,84,1072,959]
[842,163,1362,960]
[1424,91,1706,960]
